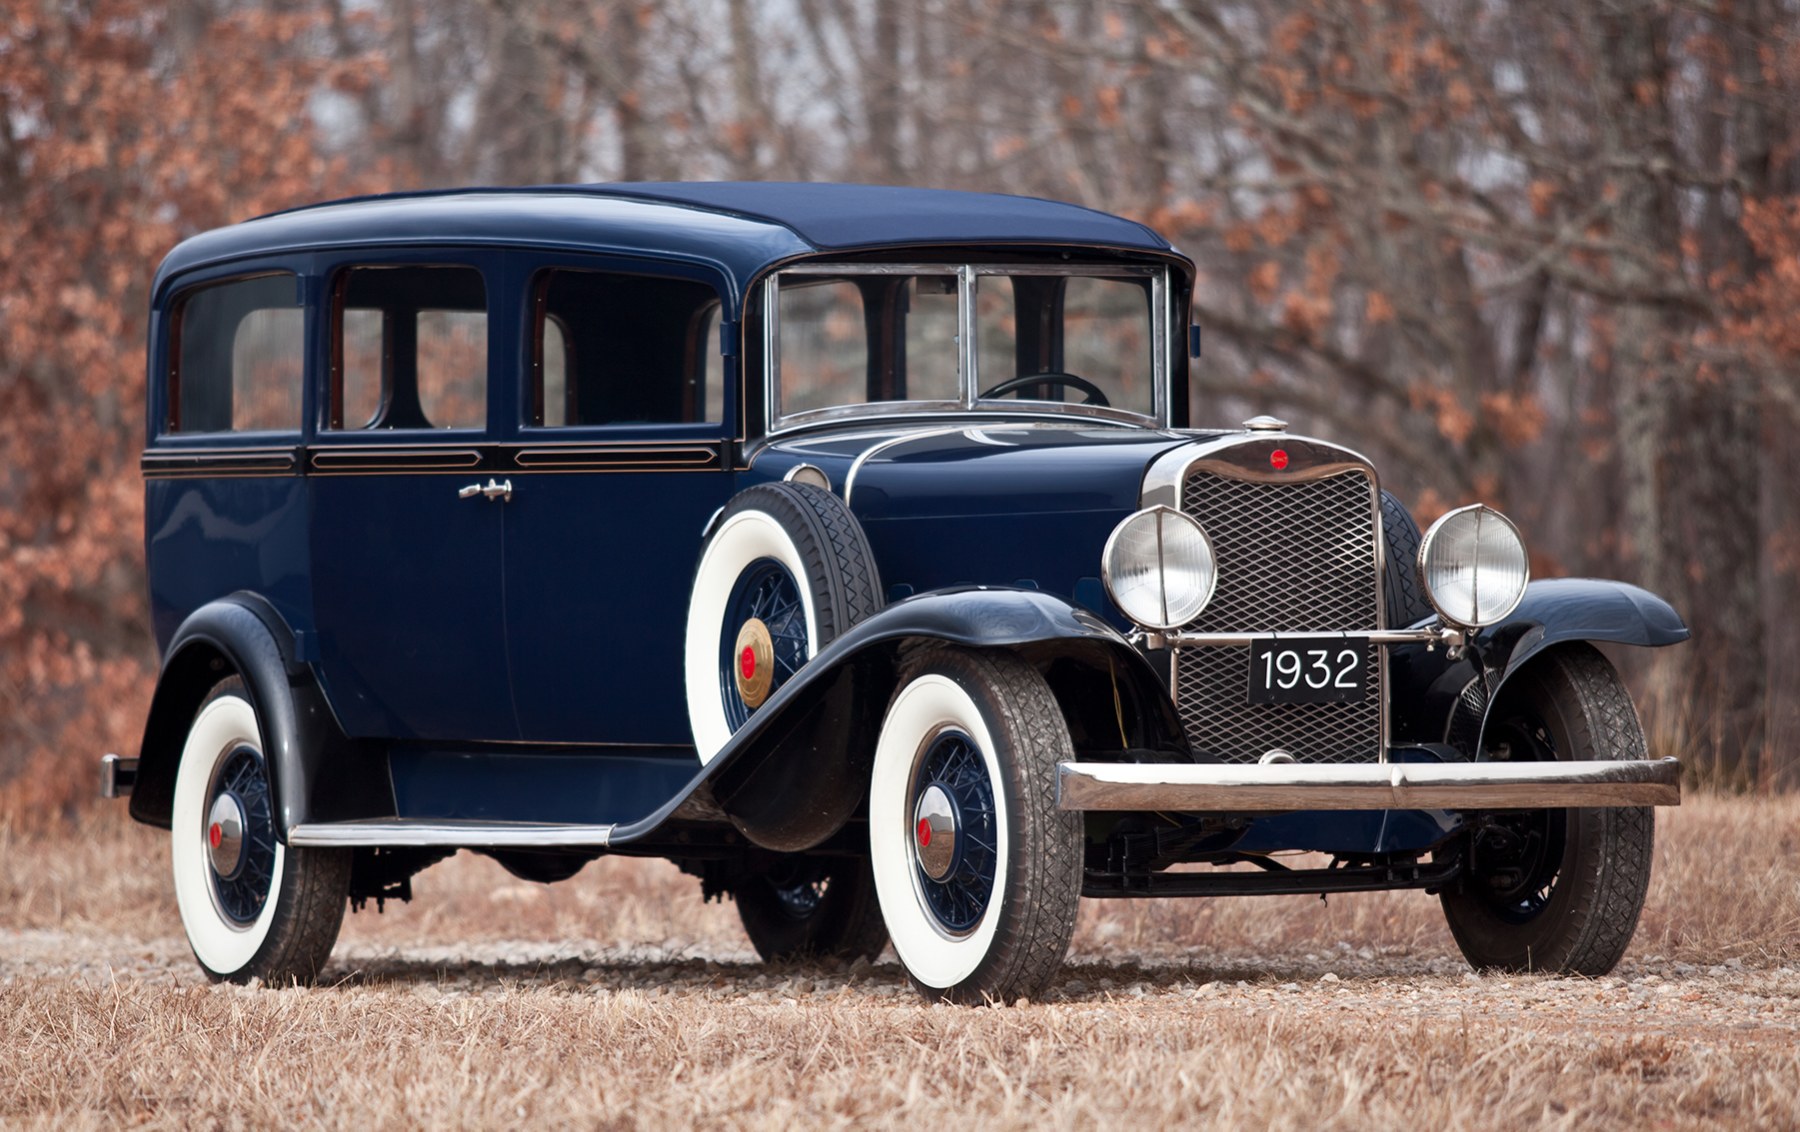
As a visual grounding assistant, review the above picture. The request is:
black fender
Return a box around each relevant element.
[128,594,390,837]
[1388,578,1687,756]
[627,587,1185,853]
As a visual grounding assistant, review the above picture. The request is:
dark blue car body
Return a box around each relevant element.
[120,184,1686,984]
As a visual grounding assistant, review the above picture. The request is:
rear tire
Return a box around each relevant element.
[1440,645,1655,975]
[171,678,350,984]
[735,856,888,963]
[868,648,1082,1004]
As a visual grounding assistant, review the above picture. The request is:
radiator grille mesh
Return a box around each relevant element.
[1175,466,1383,764]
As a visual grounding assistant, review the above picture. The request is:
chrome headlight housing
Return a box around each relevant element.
[1417,504,1529,629]
[1102,506,1217,630]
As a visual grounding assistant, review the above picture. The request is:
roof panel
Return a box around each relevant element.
[153,183,1182,300]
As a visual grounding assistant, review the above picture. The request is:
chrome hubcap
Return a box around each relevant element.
[913,783,958,881]
[207,792,247,879]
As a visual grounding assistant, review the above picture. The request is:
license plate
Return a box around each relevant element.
[1247,637,1369,704]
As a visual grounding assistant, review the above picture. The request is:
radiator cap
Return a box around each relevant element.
[1243,415,1289,433]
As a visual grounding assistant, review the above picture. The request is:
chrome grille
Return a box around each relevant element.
[1175,466,1383,763]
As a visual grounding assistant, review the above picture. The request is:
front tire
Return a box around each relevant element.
[1440,645,1655,975]
[170,678,350,984]
[869,648,1082,1004]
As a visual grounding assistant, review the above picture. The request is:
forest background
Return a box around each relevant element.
[4,0,1798,822]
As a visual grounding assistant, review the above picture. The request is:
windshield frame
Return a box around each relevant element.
[763,261,1170,435]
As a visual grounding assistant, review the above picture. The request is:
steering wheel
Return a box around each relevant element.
[977,371,1111,408]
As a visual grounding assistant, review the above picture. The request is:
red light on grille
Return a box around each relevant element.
[1270,449,1290,471]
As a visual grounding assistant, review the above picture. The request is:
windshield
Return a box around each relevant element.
[770,264,1164,427]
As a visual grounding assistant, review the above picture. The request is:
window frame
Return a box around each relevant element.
[160,268,309,441]
[321,259,496,438]
[514,252,736,442]
[763,261,1170,436]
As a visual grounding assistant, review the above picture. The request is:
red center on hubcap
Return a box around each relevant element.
[739,646,756,680]
[208,822,222,849]
[916,817,932,847]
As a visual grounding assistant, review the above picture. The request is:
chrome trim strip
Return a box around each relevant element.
[774,401,1158,433]
[287,819,616,848]
[141,449,298,477]
[958,264,977,409]
[511,445,719,469]
[1141,433,1380,510]
[843,426,970,506]
[310,448,484,472]
[1056,757,1682,812]
[1146,627,1459,649]
[99,753,137,799]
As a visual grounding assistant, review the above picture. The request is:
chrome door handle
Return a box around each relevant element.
[457,478,513,503]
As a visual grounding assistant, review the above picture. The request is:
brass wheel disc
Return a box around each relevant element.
[734,617,776,708]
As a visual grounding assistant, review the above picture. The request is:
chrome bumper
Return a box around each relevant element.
[1057,757,1681,812]
[99,753,138,799]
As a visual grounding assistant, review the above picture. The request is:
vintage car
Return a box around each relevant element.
[101,183,1687,1003]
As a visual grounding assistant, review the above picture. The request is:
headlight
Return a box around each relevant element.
[1417,504,1529,629]
[1102,506,1217,629]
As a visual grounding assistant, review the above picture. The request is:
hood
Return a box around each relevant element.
[758,423,1216,522]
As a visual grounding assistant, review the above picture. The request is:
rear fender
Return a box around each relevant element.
[677,588,1185,852]
[128,594,389,836]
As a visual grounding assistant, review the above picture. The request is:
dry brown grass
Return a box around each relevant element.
[3,796,1798,1129]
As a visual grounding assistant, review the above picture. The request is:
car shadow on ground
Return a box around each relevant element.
[315,950,1416,999]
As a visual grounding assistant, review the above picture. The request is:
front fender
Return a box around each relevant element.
[128,594,388,836]
[626,588,1182,852]
[1389,578,1687,755]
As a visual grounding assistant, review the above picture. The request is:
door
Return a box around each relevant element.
[501,260,735,746]
[308,259,518,741]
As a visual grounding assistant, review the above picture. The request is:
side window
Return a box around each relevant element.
[169,274,303,434]
[330,266,487,431]
[530,268,724,427]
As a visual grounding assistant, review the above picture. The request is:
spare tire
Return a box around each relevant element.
[683,482,882,763]
[1381,489,1434,628]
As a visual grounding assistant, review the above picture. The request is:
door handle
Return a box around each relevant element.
[457,478,513,503]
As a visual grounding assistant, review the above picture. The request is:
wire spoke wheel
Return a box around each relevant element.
[1440,645,1656,976]
[734,855,888,963]
[171,677,350,984]
[205,745,280,925]
[869,648,1082,1004]
[684,482,882,764]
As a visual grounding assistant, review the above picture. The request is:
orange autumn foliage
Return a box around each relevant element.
[0,2,388,825]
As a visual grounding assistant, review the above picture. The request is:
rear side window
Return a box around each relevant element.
[169,274,304,433]
[330,266,488,431]
[530,268,723,427]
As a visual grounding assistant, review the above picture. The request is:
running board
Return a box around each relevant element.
[1057,757,1681,812]
[286,819,616,849]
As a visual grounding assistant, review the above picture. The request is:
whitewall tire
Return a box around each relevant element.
[684,483,881,763]
[170,678,349,983]
[868,648,1082,1004]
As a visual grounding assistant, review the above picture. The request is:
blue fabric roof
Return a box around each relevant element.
[154,183,1183,303]
[582,182,1175,253]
